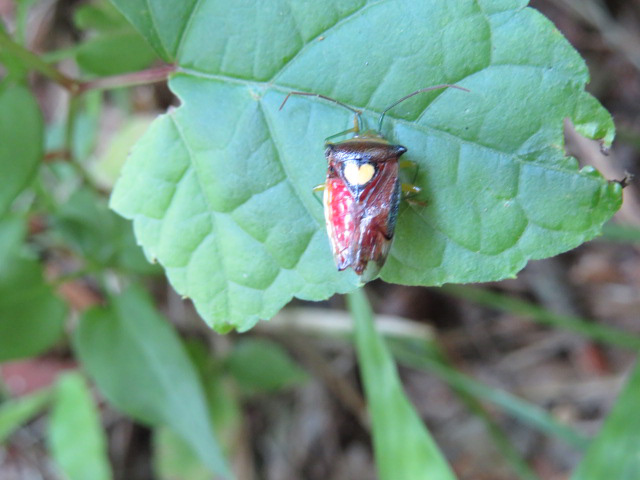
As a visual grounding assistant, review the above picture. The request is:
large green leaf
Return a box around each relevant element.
[571,361,640,480]
[73,287,230,478]
[48,373,113,480]
[347,288,456,480]
[110,0,621,331]
[0,83,43,215]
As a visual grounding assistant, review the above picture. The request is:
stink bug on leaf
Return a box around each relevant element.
[280,84,468,282]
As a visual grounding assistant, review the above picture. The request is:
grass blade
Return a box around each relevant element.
[571,361,640,479]
[441,285,640,350]
[347,288,456,480]
[391,341,589,451]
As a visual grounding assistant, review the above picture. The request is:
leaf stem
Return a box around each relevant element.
[0,29,176,94]
[77,64,177,93]
[63,96,106,195]
[0,28,79,92]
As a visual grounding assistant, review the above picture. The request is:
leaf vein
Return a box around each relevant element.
[143,0,171,60]
[270,0,384,83]
[257,99,322,226]
[175,0,206,60]
[168,115,230,317]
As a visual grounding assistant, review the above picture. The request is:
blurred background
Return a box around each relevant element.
[0,0,639,479]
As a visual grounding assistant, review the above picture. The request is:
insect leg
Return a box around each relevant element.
[325,114,362,142]
[399,160,417,169]
[401,183,426,207]
[399,159,421,186]
[311,183,325,206]
[279,92,363,140]
[401,183,421,196]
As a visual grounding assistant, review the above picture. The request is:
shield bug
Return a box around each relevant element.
[280,84,468,282]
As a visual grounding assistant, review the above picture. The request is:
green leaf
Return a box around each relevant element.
[571,361,640,480]
[73,287,230,478]
[226,338,308,392]
[109,0,199,61]
[76,30,158,76]
[74,2,127,32]
[48,373,113,480]
[74,0,158,76]
[0,83,43,215]
[154,341,243,480]
[347,288,455,480]
[0,255,67,362]
[110,0,621,331]
[0,389,51,443]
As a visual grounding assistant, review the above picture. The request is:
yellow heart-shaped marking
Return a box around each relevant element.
[343,161,375,186]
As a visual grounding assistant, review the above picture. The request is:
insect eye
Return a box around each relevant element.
[324,144,335,157]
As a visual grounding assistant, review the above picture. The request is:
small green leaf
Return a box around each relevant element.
[73,287,230,478]
[0,83,43,215]
[76,30,158,76]
[226,338,308,393]
[347,289,456,480]
[53,188,159,274]
[110,0,199,61]
[48,373,113,480]
[571,361,640,480]
[111,1,621,331]
[74,0,158,76]
[74,2,126,32]
[0,389,51,443]
[0,256,66,362]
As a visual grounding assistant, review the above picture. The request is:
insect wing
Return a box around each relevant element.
[323,158,400,279]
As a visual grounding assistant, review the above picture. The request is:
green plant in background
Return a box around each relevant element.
[0,1,638,479]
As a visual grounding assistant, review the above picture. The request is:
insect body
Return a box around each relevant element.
[323,133,405,280]
[281,84,467,281]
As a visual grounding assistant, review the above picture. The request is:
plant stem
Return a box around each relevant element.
[63,95,106,195]
[0,29,176,94]
[0,28,79,92]
[78,64,177,93]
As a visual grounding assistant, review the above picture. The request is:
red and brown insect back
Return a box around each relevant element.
[280,84,468,282]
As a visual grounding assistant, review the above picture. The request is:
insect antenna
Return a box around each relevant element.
[280,91,364,132]
[377,84,470,132]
